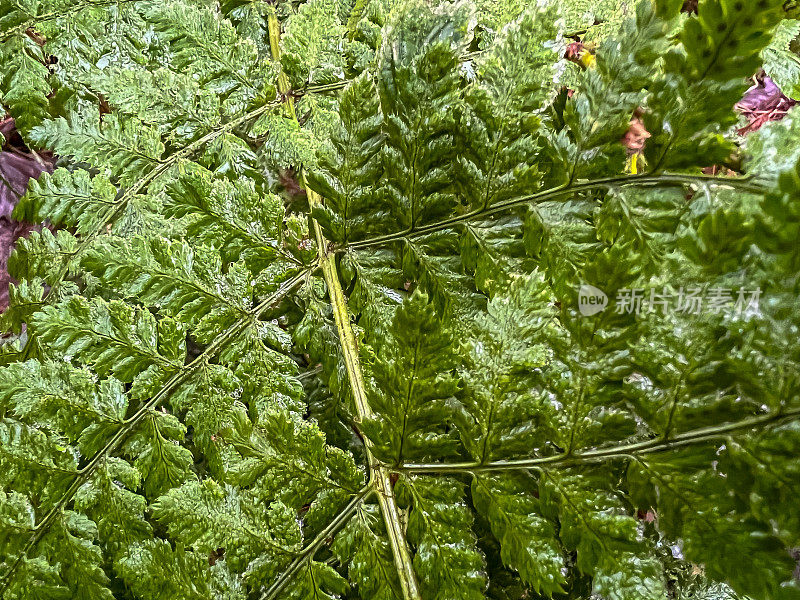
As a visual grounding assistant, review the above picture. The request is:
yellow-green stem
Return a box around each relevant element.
[266,10,422,600]
[312,199,421,600]
[267,6,297,121]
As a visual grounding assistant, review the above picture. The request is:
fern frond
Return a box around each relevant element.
[32,296,184,381]
[307,73,384,244]
[30,112,165,185]
[361,290,459,464]
[645,0,785,168]
[541,471,667,600]
[332,503,404,600]
[115,539,245,600]
[151,479,302,578]
[84,237,253,332]
[14,168,117,234]
[0,30,50,136]
[400,476,486,600]
[3,2,800,600]
[7,228,79,286]
[142,0,275,115]
[90,68,223,144]
[472,472,566,596]
[763,18,800,99]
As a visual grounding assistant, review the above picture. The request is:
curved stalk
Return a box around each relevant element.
[397,406,800,474]
[308,184,422,600]
[347,173,768,250]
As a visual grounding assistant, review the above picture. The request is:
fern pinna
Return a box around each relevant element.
[1,0,800,599]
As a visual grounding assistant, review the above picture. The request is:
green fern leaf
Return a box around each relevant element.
[472,473,566,596]
[333,503,404,600]
[401,475,487,600]
[307,73,384,244]
[124,410,194,498]
[73,457,152,559]
[142,0,275,115]
[7,228,79,286]
[84,236,253,333]
[0,15,50,136]
[32,296,184,382]
[116,540,246,600]
[14,168,117,234]
[361,290,459,464]
[30,113,165,185]
[151,479,301,577]
[541,472,667,600]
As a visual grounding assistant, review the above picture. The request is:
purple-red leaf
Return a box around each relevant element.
[0,117,53,312]
[736,75,798,134]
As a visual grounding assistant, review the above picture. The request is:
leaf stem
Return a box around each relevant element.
[308,182,423,600]
[396,406,800,473]
[346,173,768,250]
[260,485,372,600]
[264,8,422,600]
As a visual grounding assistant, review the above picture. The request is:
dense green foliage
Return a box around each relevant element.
[1,0,800,599]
